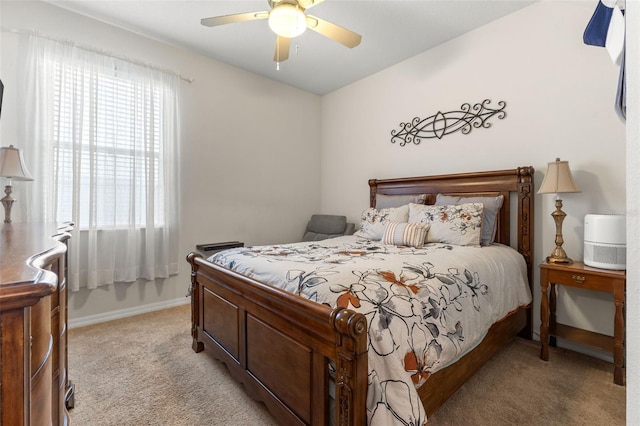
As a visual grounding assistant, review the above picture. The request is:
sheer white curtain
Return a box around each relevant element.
[20,34,180,291]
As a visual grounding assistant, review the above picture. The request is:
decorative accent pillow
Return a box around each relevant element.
[435,194,504,246]
[375,193,427,209]
[381,222,430,248]
[408,202,484,246]
[354,204,410,240]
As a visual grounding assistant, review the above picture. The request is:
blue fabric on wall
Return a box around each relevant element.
[584,1,626,121]
[583,1,614,46]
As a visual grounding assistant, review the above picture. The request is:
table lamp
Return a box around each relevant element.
[0,145,34,223]
[538,158,580,264]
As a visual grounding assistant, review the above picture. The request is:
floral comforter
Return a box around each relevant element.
[209,235,531,425]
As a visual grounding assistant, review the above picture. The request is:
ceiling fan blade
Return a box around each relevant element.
[201,11,269,27]
[298,0,326,10]
[274,36,291,62]
[306,15,361,48]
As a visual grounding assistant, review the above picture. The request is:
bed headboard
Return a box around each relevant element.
[368,167,535,288]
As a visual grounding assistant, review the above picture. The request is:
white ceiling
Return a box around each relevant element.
[46,0,538,95]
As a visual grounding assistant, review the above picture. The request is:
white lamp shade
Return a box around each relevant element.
[0,145,33,181]
[538,158,579,194]
[268,4,307,38]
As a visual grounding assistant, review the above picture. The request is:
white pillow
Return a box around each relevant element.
[354,204,410,240]
[381,222,430,248]
[408,202,484,246]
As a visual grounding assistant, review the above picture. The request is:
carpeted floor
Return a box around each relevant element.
[67,304,625,425]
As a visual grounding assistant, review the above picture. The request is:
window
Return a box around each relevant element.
[23,34,180,289]
[52,62,165,228]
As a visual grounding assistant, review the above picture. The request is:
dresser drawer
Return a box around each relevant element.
[31,296,54,426]
[30,296,52,374]
[546,268,621,292]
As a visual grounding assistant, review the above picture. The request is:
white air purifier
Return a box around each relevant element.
[583,214,626,270]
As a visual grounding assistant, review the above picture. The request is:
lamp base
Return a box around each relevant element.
[1,185,15,223]
[545,198,573,265]
[546,255,573,265]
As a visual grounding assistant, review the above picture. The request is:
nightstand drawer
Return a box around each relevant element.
[546,268,620,292]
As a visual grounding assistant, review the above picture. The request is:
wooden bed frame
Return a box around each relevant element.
[187,166,534,425]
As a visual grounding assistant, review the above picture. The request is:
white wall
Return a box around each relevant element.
[0,1,322,322]
[320,1,626,359]
[626,0,639,421]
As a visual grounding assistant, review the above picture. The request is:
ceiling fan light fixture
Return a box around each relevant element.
[268,4,307,38]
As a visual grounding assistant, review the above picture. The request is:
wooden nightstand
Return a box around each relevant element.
[539,261,626,385]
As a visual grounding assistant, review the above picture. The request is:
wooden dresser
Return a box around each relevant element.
[0,222,75,425]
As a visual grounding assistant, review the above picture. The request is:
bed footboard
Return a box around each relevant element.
[187,253,368,426]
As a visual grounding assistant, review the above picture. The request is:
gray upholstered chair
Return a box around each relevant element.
[302,214,356,242]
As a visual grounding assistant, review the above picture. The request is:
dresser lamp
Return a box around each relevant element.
[538,158,580,264]
[0,145,33,223]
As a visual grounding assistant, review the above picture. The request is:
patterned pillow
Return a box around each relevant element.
[354,204,410,240]
[408,202,484,246]
[435,194,504,246]
[381,222,430,248]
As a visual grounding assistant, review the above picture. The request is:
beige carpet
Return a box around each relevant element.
[68,304,625,425]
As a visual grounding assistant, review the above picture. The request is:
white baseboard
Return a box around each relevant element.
[68,297,190,329]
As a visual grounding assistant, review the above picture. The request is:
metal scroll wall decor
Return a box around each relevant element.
[391,99,507,146]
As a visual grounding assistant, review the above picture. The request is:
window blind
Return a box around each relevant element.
[51,62,164,228]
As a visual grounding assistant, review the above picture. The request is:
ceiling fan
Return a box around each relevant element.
[201,0,362,63]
